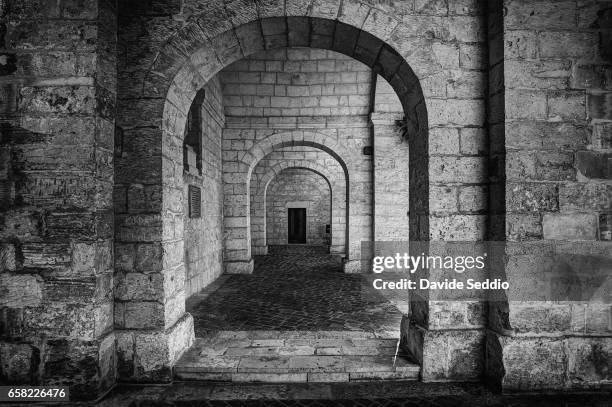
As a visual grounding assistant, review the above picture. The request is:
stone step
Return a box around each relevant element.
[174,331,420,383]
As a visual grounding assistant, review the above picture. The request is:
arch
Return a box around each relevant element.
[151,13,429,247]
[265,167,333,248]
[150,14,427,139]
[224,132,351,271]
[242,130,351,183]
[115,2,431,383]
[180,127,352,272]
[250,158,347,256]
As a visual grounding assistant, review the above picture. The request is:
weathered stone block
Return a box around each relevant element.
[225,259,254,274]
[459,43,485,69]
[571,64,612,89]
[429,186,457,214]
[490,334,567,391]
[506,121,588,151]
[592,122,612,149]
[575,151,612,180]
[567,337,612,388]
[430,215,486,240]
[543,213,598,240]
[417,327,484,381]
[505,30,538,59]
[428,99,485,126]
[505,60,571,90]
[19,86,96,115]
[571,303,612,334]
[447,70,485,98]
[0,244,17,272]
[588,91,612,121]
[116,313,194,382]
[509,302,572,333]
[548,91,586,121]
[5,21,97,51]
[539,32,596,59]
[61,0,98,19]
[506,213,543,241]
[22,302,100,340]
[0,342,36,383]
[458,185,487,213]
[505,0,576,30]
[0,274,42,308]
[507,183,558,212]
[535,151,575,181]
[560,183,611,212]
[429,128,459,155]
[505,90,547,120]
[114,301,164,330]
[459,128,486,155]
[430,156,487,183]
[450,0,484,16]
[42,335,115,400]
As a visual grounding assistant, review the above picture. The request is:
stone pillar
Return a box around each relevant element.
[0,0,116,399]
[223,165,255,274]
[486,0,612,392]
[372,112,410,241]
[113,2,194,383]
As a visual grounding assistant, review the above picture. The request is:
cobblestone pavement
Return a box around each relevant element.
[101,381,612,407]
[187,246,405,336]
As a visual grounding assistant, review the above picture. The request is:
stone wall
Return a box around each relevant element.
[266,168,331,246]
[486,0,612,392]
[250,146,346,255]
[372,76,409,241]
[0,0,116,399]
[183,77,224,298]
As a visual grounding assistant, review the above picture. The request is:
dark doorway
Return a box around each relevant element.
[288,208,306,244]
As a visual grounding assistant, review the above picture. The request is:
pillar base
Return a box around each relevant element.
[486,330,612,392]
[252,245,268,255]
[342,259,363,273]
[401,317,484,382]
[115,313,194,382]
[225,259,255,274]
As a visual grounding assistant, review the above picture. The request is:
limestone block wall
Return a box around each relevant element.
[183,77,224,298]
[266,168,331,245]
[486,0,612,392]
[397,1,490,384]
[372,76,410,241]
[0,0,116,398]
[220,47,374,273]
[113,0,194,384]
[250,146,346,255]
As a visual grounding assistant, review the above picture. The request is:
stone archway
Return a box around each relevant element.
[225,130,351,273]
[114,5,435,384]
[265,167,332,248]
[250,158,347,256]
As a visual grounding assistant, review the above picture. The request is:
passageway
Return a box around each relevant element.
[187,246,404,336]
[177,246,417,383]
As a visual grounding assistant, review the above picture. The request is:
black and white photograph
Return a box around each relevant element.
[0,0,611,405]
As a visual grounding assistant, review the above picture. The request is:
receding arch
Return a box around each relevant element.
[241,132,350,263]
[264,166,334,249]
[250,157,348,256]
[243,130,351,182]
